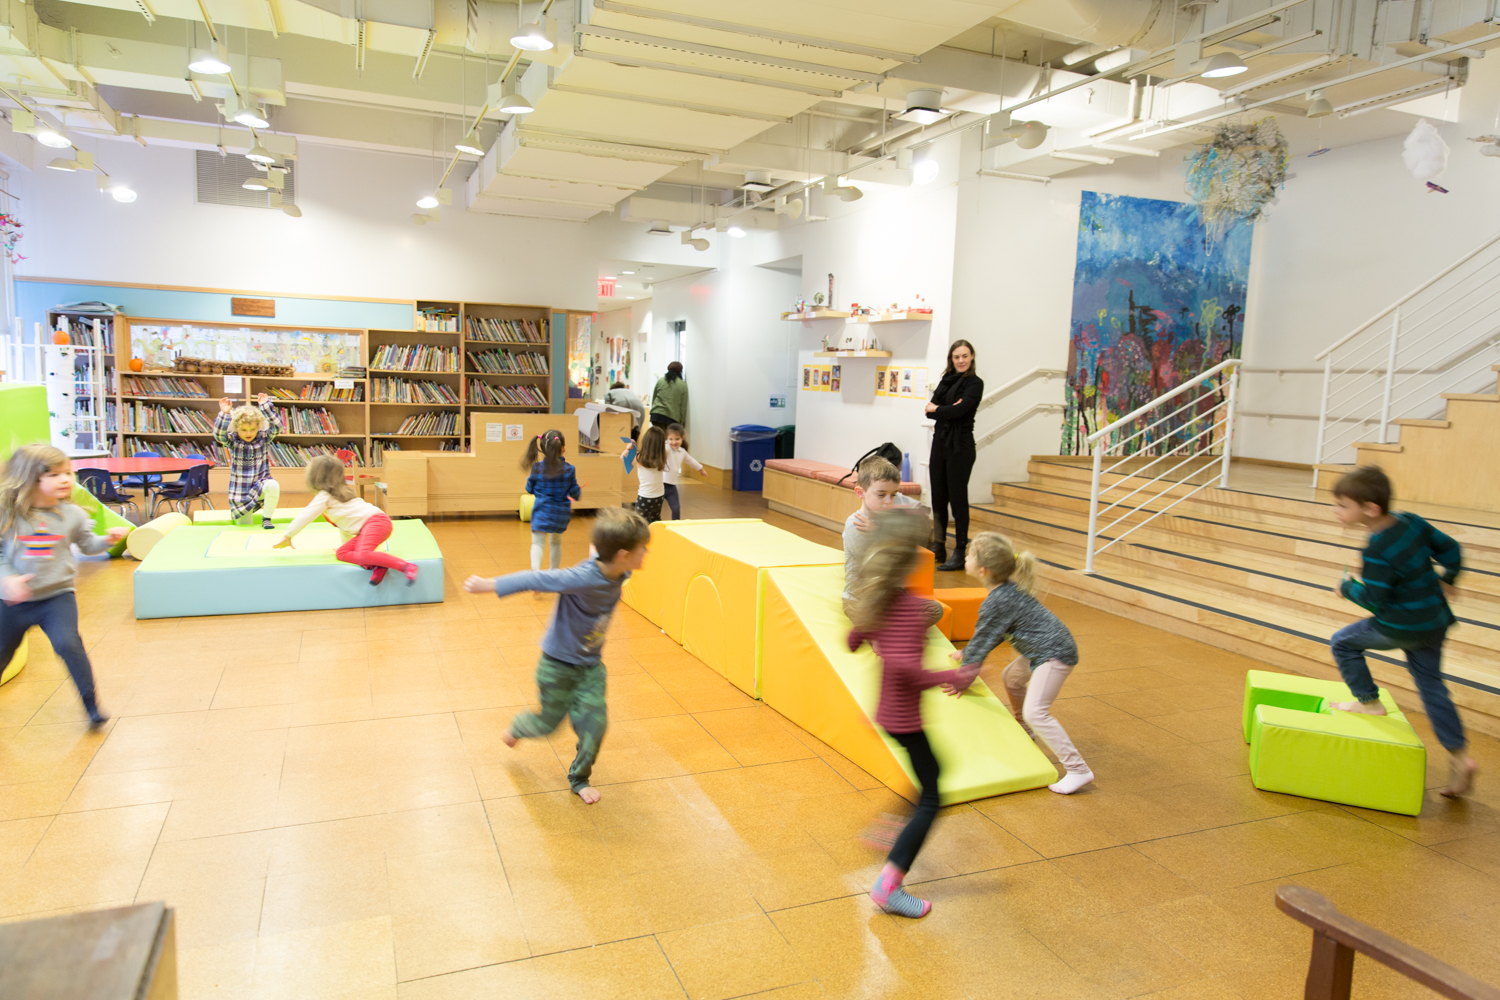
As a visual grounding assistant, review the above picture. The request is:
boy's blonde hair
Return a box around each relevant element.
[229,404,268,434]
[593,507,651,562]
[969,532,1038,595]
[304,455,356,502]
[0,443,72,536]
[847,510,927,631]
[856,456,901,491]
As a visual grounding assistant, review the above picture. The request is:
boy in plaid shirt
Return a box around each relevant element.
[214,394,282,528]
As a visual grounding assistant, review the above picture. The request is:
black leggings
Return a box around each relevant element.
[663,483,680,519]
[929,444,976,550]
[888,729,941,872]
[0,592,98,712]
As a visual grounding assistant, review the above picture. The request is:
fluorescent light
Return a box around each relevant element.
[511,23,553,51]
[242,176,271,191]
[621,269,636,274]
[497,86,533,114]
[234,99,269,128]
[1200,52,1249,78]
[455,138,485,155]
[188,45,231,75]
[727,226,746,238]
[416,194,440,209]
[245,141,275,164]
[36,128,71,149]
[110,186,137,203]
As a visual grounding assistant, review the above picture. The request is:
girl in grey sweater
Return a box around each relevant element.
[0,445,129,727]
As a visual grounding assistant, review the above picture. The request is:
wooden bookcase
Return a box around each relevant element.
[462,301,552,449]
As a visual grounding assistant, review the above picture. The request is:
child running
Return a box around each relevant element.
[662,423,707,520]
[1327,466,1476,797]
[847,510,979,918]
[214,393,282,528]
[0,445,130,728]
[960,532,1093,794]
[272,456,418,586]
[842,455,924,621]
[523,429,581,570]
[629,425,667,524]
[462,508,651,804]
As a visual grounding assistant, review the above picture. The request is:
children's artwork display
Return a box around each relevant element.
[873,366,927,398]
[131,324,362,374]
[1061,191,1251,455]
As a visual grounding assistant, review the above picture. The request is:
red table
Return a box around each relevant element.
[72,457,217,478]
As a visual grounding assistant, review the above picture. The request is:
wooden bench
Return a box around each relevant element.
[763,458,923,533]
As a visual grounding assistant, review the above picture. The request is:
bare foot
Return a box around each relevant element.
[1329,700,1387,716]
[576,785,601,804]
[1442,754,1478,798]
[501,729,518,749]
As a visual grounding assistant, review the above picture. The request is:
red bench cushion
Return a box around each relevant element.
[766,458,922,497]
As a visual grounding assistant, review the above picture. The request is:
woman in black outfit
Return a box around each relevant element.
[925,340,983,571]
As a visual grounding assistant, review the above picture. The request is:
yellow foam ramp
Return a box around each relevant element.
[762,566,1057,805]
[621,519,841,697]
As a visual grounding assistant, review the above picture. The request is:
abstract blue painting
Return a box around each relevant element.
[1061,191,1252,454]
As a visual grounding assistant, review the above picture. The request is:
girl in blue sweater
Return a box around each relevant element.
[523,429,581,570]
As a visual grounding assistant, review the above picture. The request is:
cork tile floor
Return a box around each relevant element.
[1,483,1498,1000]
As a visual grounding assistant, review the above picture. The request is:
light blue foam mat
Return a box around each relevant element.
[133,520,444,618]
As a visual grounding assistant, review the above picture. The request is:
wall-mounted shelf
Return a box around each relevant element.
[860,312,934,325]
[782,309,851,320]
[814,350,893,358]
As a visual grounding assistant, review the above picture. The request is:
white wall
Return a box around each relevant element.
[596,299,651,398]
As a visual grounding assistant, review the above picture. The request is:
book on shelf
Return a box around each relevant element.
[465,380,547,406]
[280,407,342,435]
[339,366,367,379]
[265,382,364,402]
[56,316,116,353]
[464,316,549,343]
[466,348,550,375]
[121,375,209,398]
[390,410,459,435]
[418,309,459,332]
[370,343,461,372]
[125,439,229,465]
[267,440,366,468]
[372,376,460,404]
[371,439,400,466]
[122,402,216,434]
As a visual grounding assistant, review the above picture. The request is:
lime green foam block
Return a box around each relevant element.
[134,521,443,618]
[761,565,1057,804]
[192,507,323,525]
[1243,670,1425,816]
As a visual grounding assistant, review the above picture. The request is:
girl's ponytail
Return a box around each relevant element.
[969,531,1040,594]
[519,429,566,474]
[1012,549,1039,596]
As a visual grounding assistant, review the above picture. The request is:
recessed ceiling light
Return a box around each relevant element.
[603,275,617,280]
[626,296,635,299]
[511,23,553,51]
[621,270,636,275]
[897,88,945,125]
[36,128,71,149]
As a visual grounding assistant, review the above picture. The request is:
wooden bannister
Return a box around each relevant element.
[1276,886,1500,1000]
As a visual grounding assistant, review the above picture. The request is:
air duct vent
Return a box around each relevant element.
[195,150,296,210]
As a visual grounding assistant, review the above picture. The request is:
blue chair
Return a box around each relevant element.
[78,468,139,519]
[121,450,163,505]
[150,461,213,517]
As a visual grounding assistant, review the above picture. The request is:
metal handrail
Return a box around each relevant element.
[1084,362,1240,573]
[976,366,1065,413]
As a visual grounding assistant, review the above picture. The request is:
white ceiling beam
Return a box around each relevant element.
[573,24,885,83]
[547,84,791,124]
[570,46,845,98]
[586,0,918,64]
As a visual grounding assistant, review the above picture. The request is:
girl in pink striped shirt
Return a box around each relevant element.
[847,511,979,918]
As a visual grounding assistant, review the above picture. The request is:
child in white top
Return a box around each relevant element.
[272,455,418,586]
[662,423,707,520]
[626,425,667,524]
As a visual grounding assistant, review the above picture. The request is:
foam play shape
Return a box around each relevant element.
[192,507,320,525]
[761,565,1057,804]
[519,493,534,522]
[134,521,442,618]
[1243,671,1425,816]
[935,601,954,640]
[934,587,987,642]
[623,519,842,696]
[620,518,760,630]
[125,512,190,560]
[1,635,26,686]
[905,548,935,595]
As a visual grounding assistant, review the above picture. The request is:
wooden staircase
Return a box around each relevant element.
[977,458,1500,738]
[1315,364,1500,511]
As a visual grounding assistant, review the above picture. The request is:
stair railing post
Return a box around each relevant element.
[1084,445,1103,574]
[1378,309,1400,444]
[1312,354,1332,486]
[1218,363,1239,487]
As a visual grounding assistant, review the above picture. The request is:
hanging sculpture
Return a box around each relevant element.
[1183,117,1289,248]
[1403,119,1450,183]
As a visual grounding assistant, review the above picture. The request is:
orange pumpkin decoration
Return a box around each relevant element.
[51,329,70,345]
[129,358,143,372]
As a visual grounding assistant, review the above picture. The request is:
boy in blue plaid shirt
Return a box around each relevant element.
[214,394,282,528]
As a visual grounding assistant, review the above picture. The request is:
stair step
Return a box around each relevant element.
[1354,442,1403,453]
[1441,392,1500,402]
[1393,418,1450,428]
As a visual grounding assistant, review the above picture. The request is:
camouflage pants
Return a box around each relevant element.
[511,653,608,792]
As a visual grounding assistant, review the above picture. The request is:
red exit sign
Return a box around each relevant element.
[597,278,616,297]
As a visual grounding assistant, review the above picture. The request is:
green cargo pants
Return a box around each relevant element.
[511,653,608,792]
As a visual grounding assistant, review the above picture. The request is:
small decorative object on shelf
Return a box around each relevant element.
[812,292,825,306]
[173,355,295,377]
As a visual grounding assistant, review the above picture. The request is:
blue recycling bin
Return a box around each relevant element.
[729,424,777,491]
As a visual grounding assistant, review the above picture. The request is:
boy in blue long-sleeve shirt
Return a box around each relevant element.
[1328,466,1476,797]
[464,508,651,804]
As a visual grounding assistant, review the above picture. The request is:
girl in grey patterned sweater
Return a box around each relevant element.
[958,532,1094,795]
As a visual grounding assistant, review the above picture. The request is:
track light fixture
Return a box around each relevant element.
[822,177,863,202]
[243,175,271,191]
[681,230,709,252]
[912,151,939,185]
[774,196,804,220]
[189,44,231,75]
[110,186,137,203]
[496,86,533,114]
[234,99,270,128]
[1306,90,1333,118]
[455,136,485,156]
[245,141,275,164]
[35,128,71,149]
[416,194,440,209]
[511,22,553,51]
[1199,52,1249,78]
[46,151,93,172]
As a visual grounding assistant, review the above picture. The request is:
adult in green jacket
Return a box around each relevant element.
[649,361,689,429]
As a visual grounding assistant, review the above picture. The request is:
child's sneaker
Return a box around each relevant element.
[262,516,275,530]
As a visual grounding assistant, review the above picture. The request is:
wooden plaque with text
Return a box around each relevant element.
[230,297,275,318]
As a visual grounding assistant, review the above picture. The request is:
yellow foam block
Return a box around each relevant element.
[125,512,190,561]
[204,524,369,558]
[761,566,1057,804]
[1,634,26,686]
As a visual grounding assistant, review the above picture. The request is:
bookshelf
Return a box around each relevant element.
[367,309,465,456]
[47,307,122,454]
[462,301,551,448]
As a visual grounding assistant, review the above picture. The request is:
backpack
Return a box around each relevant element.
[838,442,903,486]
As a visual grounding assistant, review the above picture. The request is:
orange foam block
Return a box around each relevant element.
[904,547,935,596]
[934,587,987,641]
